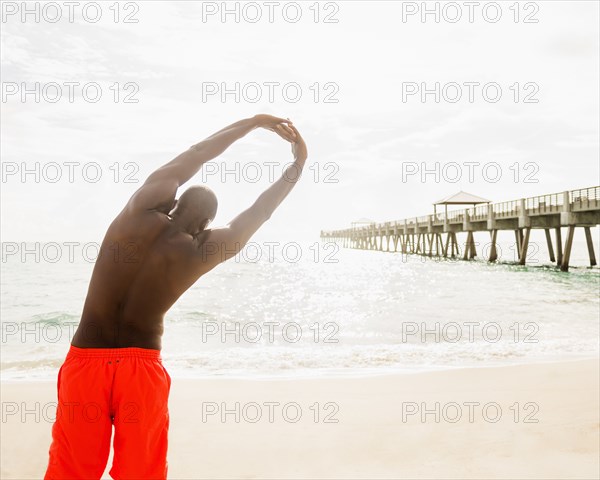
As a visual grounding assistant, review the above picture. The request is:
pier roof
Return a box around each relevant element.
[352,217,375,224]
[434,191,491,205]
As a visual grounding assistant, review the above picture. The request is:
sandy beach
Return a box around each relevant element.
[1,359,598,479]
[3,1,599,479]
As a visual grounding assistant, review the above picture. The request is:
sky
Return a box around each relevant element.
[1,0,599,242]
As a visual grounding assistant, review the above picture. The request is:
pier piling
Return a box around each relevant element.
[321,187,600,272]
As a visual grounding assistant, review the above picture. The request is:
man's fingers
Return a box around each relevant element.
[288,124,302,141]
[266,121,297,143]
[256,114,293,125]
[280,123,297,138]
[275,125,295,143]
[270,115,292,125]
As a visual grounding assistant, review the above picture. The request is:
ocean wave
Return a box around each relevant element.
[27,312,80,325]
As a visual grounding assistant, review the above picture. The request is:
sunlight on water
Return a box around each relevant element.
[1,239,598,380]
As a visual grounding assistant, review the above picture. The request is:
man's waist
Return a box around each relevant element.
[67,344,162,360]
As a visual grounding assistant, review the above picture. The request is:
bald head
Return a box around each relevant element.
[170,185,218,235]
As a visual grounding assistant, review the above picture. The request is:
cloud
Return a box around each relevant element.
[1,1,598,240]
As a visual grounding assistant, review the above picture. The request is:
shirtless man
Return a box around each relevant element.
[45,115,307,480]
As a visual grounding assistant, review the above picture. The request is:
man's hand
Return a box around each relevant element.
[289,124,308,165]
[254,114,297,143]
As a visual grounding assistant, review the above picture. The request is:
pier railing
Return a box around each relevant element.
[493,200,520,219]
[570,187,600,211]
[324,186,600,234]
[525,192,563,214]
[322,186,599,272]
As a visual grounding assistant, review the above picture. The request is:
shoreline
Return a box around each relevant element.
[2,354,599,382]
[2,359,598,479]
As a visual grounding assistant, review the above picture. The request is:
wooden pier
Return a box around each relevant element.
[320,186,600,272]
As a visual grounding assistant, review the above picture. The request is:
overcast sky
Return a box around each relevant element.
[1,0,598,242]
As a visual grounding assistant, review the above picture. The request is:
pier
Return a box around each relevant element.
[320,186,600,272]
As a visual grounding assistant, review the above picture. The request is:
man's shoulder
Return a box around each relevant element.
[109,207,171,238]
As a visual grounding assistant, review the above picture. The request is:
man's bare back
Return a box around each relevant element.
[71,115,307,350]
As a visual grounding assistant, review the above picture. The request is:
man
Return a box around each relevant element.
[44,114,308,480]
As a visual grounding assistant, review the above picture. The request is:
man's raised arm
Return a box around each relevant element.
[246,124,308,226]
[202,124,308,266]
[127,115,296,213]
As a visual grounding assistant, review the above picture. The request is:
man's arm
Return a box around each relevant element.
[127,115,296,213]
[200,124,308,267]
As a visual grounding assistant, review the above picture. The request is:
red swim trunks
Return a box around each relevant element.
[44,345,171,480]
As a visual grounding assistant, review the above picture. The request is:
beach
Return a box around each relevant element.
[2,359,598,479]
[2,0,600,478]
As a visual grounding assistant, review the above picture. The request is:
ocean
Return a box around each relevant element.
[1,233,599,381]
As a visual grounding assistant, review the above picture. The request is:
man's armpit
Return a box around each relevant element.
[152,197,177,215]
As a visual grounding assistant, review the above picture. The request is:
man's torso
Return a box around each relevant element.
[71,209,209,350]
